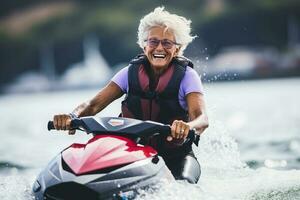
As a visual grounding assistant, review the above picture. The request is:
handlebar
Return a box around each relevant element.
[47,117,199,146]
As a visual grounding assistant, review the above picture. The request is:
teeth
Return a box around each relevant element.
[153,54,166,58]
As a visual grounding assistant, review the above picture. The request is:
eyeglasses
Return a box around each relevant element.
[144,38,180,49]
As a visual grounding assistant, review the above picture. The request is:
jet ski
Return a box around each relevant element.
[32,116,197,200]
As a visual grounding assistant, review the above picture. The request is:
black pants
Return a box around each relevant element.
[162,150,201,184]
[148,135,201,184]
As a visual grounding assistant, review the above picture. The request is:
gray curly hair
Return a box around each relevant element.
[137,7,196,56]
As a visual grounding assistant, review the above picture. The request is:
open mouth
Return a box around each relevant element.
[153,54,166,59]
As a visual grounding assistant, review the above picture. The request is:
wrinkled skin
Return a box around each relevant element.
[143,26,179,74]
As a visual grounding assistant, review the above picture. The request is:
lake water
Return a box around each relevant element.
[0,78,300,200]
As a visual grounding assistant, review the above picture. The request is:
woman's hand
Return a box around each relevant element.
[53,114,75,135]
[167,120,190,142]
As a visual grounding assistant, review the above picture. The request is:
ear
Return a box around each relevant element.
[175,46,180,56]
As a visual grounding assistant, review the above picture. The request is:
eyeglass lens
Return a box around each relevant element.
[147,39,175,49]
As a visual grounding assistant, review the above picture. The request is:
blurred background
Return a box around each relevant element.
[1,1,300,199]
[0,0,300,92]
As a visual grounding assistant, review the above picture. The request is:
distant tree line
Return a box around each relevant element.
[0,0,299,88]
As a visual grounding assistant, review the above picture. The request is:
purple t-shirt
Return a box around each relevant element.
[111,66,204,110]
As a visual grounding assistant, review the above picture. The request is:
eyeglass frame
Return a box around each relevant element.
[144,38,181,49]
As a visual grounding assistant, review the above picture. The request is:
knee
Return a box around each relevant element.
[176,156,201,184]
[176,173,198,184]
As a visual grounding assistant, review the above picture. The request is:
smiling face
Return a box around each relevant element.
[143,26,179,73]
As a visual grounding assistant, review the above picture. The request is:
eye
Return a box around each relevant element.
[148,38,159,45]
[161,40,173,49]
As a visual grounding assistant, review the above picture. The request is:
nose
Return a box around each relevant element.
[155,41,164,50]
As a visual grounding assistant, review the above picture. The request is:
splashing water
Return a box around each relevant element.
[0,78,300,199]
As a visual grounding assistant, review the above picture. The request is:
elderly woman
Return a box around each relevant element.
[53,7,208,184]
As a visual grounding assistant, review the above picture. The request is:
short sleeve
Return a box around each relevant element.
[111,66,129,93]
[178,67,204,110]
[180,66,204,96]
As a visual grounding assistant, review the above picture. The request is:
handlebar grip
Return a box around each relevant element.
[48,121,55,131]
[47,118,82,131]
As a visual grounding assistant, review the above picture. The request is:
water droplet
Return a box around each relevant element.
[264,159,287,168]
[205,57,209,60]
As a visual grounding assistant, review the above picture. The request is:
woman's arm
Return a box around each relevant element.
[169,67,208,139]
[53,81,124,133]
[169,92,208,140]
[186,92,209,135]
[73,81,124,117]
[186,92,208,134]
